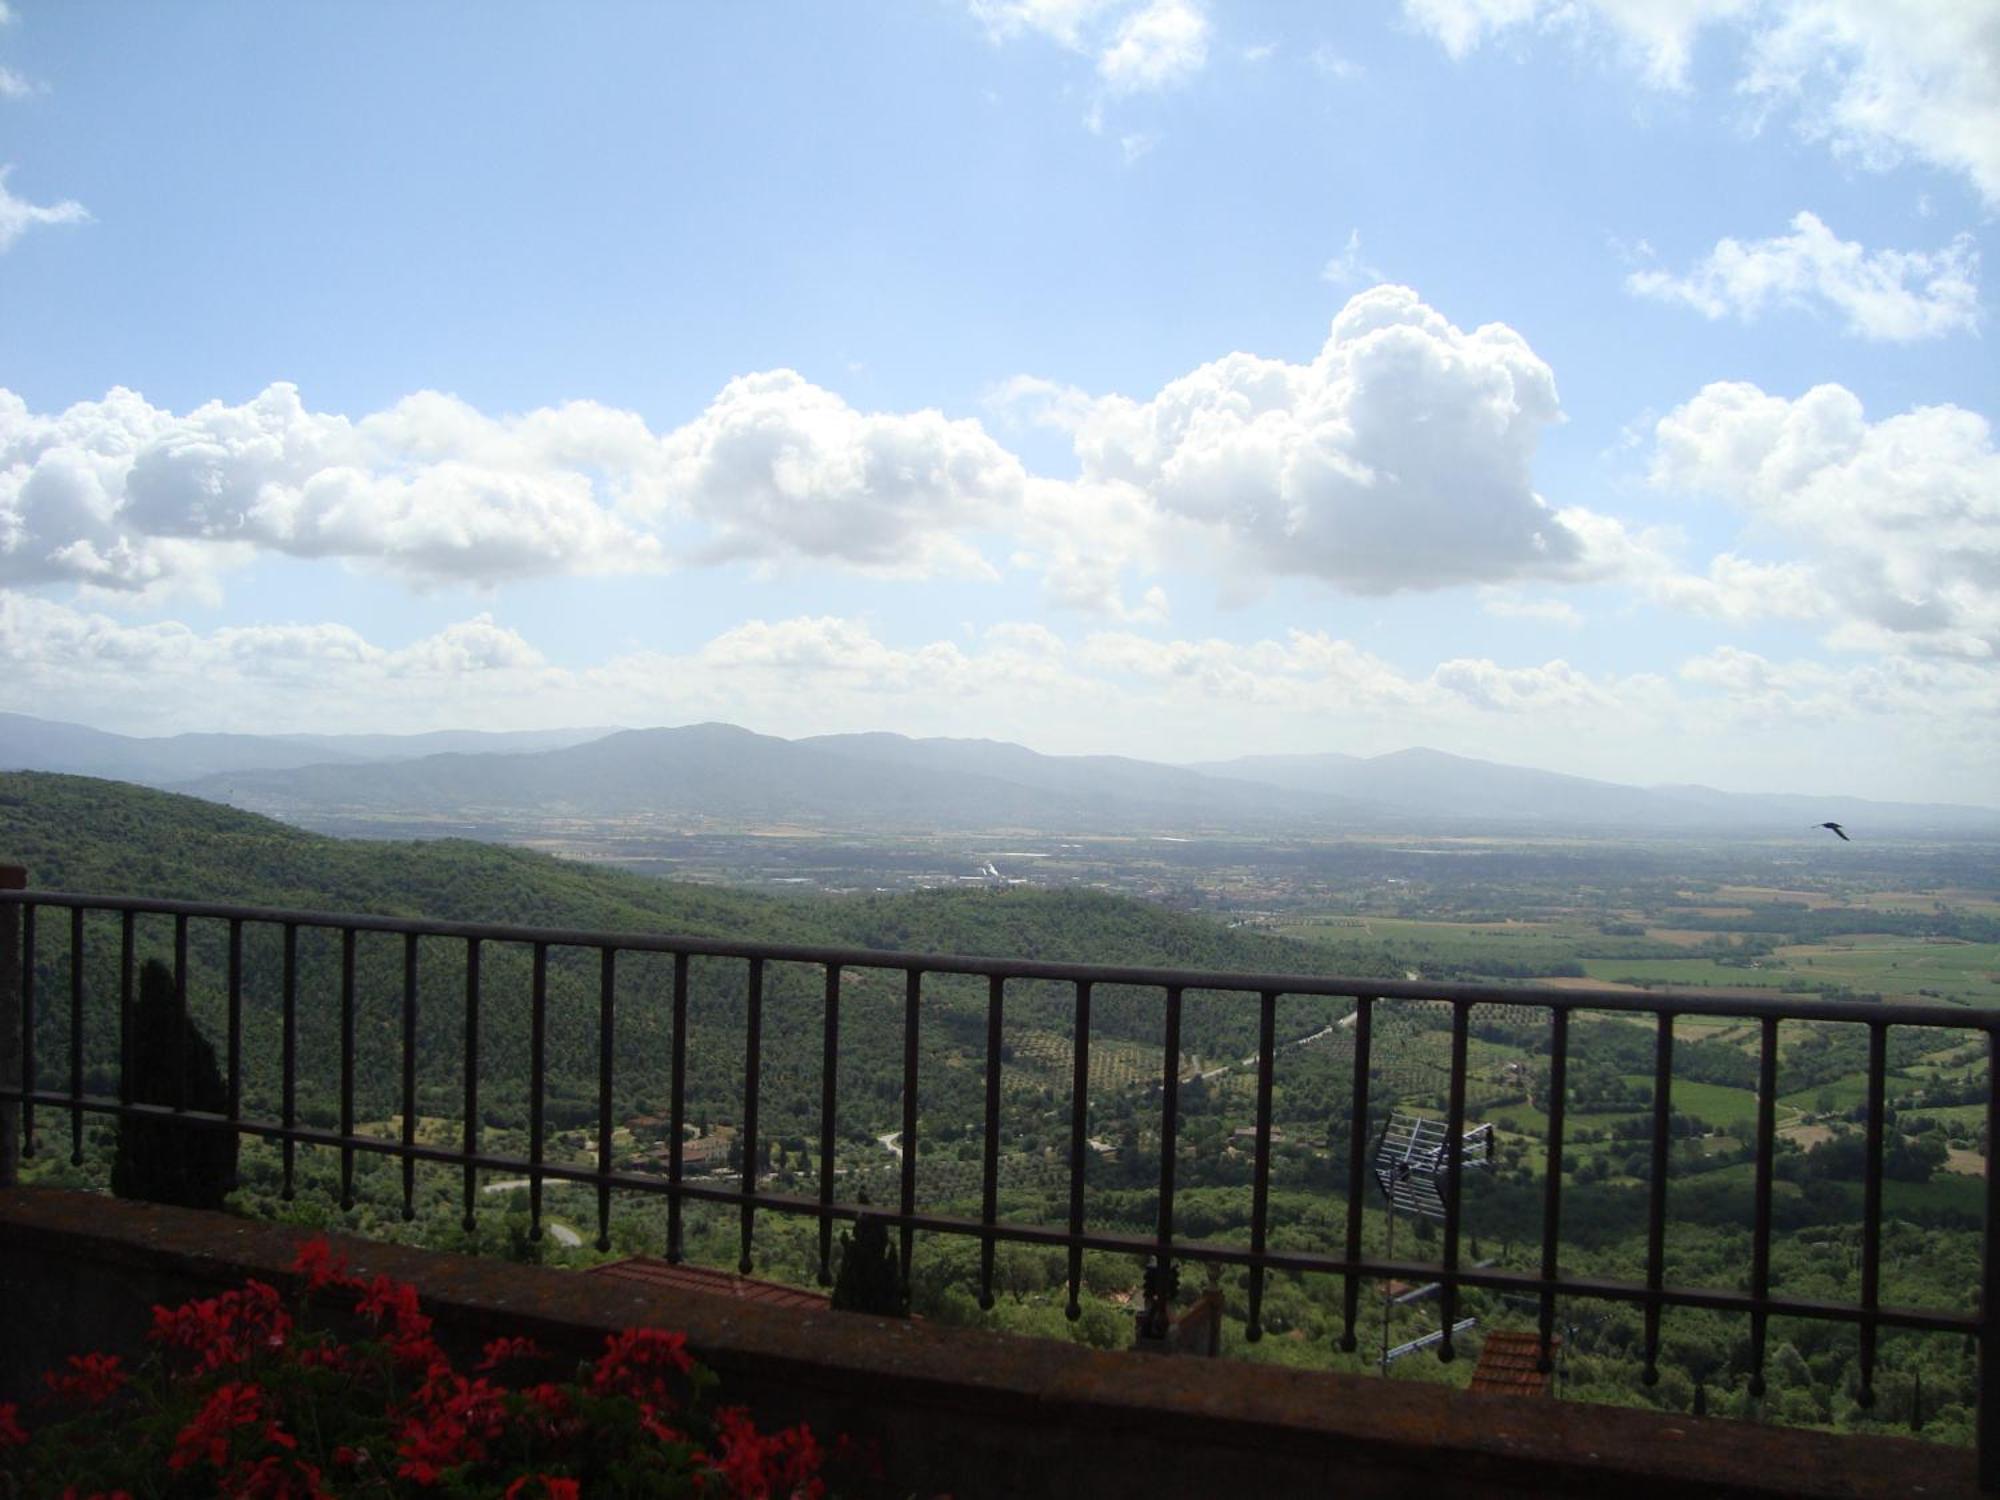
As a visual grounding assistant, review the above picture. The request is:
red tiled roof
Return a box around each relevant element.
[584,1256,830,1312]
[1467,1330,1558,1396]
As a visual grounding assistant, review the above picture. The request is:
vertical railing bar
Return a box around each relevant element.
[401,932,418,1222]
[67,907,83,1165]
[20,903,35,1158]
[667,951,688,1263]
[117,911,134,1112]
[1064,979,1092,1320]
[1340,996,1374,1351]
[1245,989,1278,1342]
[339,926,356,1210]
[461,937,480,1233]
[1749,1016,1778,1397]
[1538,1005,1569,1371]
[816,964,841,1286]
[528,940,548,1242]
[0,883,16,1187]
[1156,985,1183,1257]
[1858,1020,1887,1408]
[738,955,763,1274]
[1642,1009,1673,1385]
[978,973,1004,1310]
[740,956,760,1272]
[1438,999,1470,1363]
[596,947,616,1253]
[898,968,921,1307]
[280,922,297,1201]
[226,918,243,1124]
[171,913,188,1114]
[1979,1031,2000,1493]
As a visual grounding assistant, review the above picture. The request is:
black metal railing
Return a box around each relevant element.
[0,880,1995,1487]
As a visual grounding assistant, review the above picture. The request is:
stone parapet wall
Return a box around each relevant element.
[0,1187,1973,1499]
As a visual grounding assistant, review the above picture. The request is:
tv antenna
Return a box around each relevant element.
[1371,1111,1495,1372]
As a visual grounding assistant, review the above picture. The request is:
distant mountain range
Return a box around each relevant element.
[1188,748,2000,834]
[0,711,1993,839]
[171,722,1352,831]
[0,712,617,784]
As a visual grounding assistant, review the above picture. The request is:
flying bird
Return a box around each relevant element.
[1818,822,1850,841]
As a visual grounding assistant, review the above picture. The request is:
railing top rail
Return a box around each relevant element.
[4,886,1993,1030]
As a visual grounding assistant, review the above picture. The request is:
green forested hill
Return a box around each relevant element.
[0,771,1364,971]
[0,772,843,944]
[0,772,1371,1143]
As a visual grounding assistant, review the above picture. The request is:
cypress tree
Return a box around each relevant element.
[110,959,236,1210]
[830,1212,904,1316]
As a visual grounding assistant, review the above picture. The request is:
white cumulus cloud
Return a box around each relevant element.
[1098,0,1209,93]
[1741,0,2000,207]
[1406,0,2000,204]
[0,373,1040,595]
[1052,284,1609,594]
[1404,0,1752,88]
[0,383,661,592]
[1430,655,1613,712]
[1646,552,1829,622]
[1652,381,2000,657]
[0,595,560,731]
[1627,211,1979,340]
[0,164,87,252]
[968,0,1209,95]
[652,369,1026,578]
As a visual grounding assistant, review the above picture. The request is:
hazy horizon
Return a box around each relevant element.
[11,705,2000,814]
[1,2,1994,804]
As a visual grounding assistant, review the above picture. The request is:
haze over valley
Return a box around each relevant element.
[5,713,1994,861]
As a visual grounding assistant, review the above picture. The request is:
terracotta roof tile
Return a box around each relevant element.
[1468,1330,1558,1396]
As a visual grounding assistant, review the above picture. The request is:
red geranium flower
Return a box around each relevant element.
[290,1237,356,1295]
[709,1405,826,1500]
[293,1340,354,1373]
[395,1372,509,1484]
[0,1402,29,1449]
[475,1335,545,1372]
[169,1382,274,1473]
[43,1352,129,1408]
[149,1281,292,1373]
[591,1326,695,1409]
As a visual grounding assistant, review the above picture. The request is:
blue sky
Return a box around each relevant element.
[0,0,1995,802]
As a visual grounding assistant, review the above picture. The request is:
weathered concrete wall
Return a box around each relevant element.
[0,1187,1974,1499]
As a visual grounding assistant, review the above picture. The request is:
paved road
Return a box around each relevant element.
[478,1179,583,1246]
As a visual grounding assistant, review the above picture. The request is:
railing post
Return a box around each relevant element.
[1981,1032,2000,1492]
[0,866,26,1188]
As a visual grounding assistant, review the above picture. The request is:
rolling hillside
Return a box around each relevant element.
[0,773,1373,1139]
